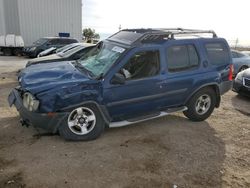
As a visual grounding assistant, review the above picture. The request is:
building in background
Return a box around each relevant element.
[0,0,82,45]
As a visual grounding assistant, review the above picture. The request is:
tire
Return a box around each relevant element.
[183,88,216,121]
[59,104,105,141]
[238,66,248,73]
[3,48,12,56]
[13,48,22,56]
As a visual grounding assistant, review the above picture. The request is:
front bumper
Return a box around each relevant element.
[8,89,68,133]
[232,80,250,97]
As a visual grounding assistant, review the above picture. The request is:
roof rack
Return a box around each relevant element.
[108,28,217,45]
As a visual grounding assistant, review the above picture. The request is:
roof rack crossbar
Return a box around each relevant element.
[108,28,217,45]
[123,28,217,37]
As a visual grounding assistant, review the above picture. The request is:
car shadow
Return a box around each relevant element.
[231,94,250,116]
[104,114,225,188]
[1,114,226,188]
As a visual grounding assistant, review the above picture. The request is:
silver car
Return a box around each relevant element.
[232,50,250,75]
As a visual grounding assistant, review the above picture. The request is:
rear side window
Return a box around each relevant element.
[167,45,199,72]
[62,39,77,44]
[205,43,230,65]
[49,39,59,45]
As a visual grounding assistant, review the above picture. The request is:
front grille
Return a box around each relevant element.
[243,77,250,87]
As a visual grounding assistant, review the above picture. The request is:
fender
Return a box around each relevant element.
[184,83,221,108]
[59,100,111,124]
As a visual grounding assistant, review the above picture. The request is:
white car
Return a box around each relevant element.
[37,43,81,57]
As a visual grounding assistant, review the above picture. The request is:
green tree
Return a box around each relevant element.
[83,28,100,43]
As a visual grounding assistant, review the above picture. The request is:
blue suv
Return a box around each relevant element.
[8,28,233,141]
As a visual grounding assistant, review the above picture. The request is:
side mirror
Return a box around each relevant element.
[111,73,126,85]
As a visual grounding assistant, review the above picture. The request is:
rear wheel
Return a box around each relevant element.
[3,48,12,56]
[183,88,216,121]
[59,104,105,141]
[13,48,22,56]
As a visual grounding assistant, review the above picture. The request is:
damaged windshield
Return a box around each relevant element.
[78,42,126,78]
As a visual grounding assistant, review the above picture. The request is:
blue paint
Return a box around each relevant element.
[16,30,233,124]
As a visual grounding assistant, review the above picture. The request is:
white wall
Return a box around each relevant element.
[17,0,82,45]
[0,0,6,35]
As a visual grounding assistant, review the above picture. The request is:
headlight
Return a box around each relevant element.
[23,92,39,111]
[235,72,243,82]
[30,47,36,51]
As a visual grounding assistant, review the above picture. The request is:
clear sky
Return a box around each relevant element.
[82,0,250,46]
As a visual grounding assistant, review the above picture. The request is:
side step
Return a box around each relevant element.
[109,106,187,128]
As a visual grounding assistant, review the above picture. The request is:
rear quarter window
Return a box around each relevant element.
[205,43,230,65]
[64,39,78,44]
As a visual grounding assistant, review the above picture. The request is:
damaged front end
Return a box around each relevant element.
[9,61,103,132]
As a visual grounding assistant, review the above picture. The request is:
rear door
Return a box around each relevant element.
[160,40,203,107]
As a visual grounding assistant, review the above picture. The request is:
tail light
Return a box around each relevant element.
[228,64,234,81]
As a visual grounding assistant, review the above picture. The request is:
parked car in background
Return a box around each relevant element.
[231,50,250,75]
[37,43,82,57]
[233,68,250,97]
[23,37,78,58]
[26,43,94,67]
[37,47,56,57]
[241,51,250,56]
[9,28,233,141]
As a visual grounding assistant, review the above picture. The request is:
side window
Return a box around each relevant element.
[68,39,78,44]
[49,39,59,45]
[61,39,72,44]
[205,43,230,65]
[167,45,199,72]
[120,50,160,80]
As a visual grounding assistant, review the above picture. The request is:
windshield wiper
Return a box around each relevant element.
[73,61,95,78]
[95,73,104,80]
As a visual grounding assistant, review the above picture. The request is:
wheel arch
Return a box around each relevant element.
[53,101,111,133]
[60,100,111,124]
[238,65,249,73]
[185,84,221,108]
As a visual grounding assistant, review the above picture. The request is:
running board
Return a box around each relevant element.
[109,106,187,128]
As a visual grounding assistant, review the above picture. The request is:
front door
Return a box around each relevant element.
[103,49,165,121]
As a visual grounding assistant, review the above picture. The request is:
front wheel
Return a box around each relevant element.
[59,105,105,141]
[183,88,216,121]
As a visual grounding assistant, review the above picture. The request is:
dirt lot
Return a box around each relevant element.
[0,56,249,188]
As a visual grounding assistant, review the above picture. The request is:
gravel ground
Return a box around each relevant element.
[0,56,249,188]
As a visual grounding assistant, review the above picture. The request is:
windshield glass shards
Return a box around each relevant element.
[78,42,126,78]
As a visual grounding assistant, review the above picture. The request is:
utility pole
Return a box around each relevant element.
[235,38,239,49]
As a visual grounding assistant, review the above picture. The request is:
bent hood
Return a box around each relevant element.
[19,61,91,94]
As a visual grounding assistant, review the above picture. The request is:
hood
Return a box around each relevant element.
[28,54,61,64]
[20,61,91,94]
